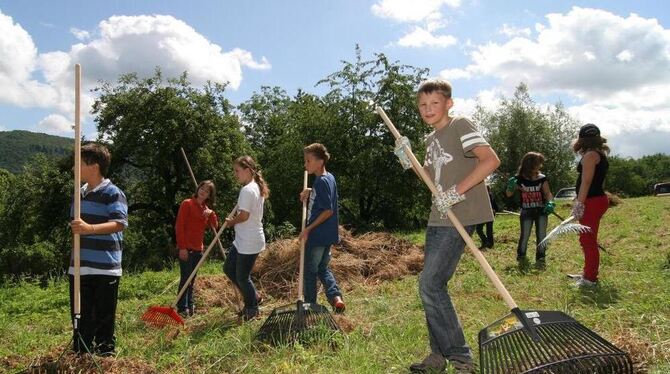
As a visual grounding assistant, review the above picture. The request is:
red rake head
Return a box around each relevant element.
[141,306,184,328]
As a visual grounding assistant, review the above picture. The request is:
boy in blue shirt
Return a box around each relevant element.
[69,143,128,356]
[299,143,345,313]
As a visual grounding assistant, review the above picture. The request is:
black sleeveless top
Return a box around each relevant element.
[576,152,608,197]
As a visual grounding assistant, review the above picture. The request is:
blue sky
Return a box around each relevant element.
[1,0,669,157]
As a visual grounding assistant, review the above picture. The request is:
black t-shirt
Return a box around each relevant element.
[516,174,547,210]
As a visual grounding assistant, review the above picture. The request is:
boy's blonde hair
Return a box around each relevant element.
[417,79,452,100]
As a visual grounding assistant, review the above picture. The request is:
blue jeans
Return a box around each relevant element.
[223,245,259,312]
[517,209,548,260]
[303,244,342,304]
[177,250,203,313]
[420,225,475,360]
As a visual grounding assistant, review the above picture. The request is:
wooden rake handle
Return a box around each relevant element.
[297,170,308,302]
[376,106,519,311]
[73,64,82,317]
[173,205,238,307]
[179,147,227,258]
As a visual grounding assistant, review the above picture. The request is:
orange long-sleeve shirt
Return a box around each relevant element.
[175,198,219,251]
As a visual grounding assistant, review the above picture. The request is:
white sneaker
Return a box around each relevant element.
[574,277,597,288]
[566,273,582,280]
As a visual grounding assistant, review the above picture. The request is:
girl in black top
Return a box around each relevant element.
[506,152,554,264]
[569,124,609,287]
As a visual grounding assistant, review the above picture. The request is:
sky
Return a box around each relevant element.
[0,0,669,158]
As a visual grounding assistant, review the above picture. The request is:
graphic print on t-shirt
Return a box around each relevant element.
[520,183,544,209]
[424,138,453,189]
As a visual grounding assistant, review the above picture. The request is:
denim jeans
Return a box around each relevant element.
[517,209,548,260]
[223,245,259,312]
[177,250,203,312]
[303,244,342,304]
[420,225,475,360]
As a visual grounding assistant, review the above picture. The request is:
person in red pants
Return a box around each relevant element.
[567,124,609,287]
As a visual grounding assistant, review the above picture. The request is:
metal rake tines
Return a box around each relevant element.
[256,303,339,345]
[479,312,633,374]
[538,223,591,249]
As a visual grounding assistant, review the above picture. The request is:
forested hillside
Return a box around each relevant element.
[0,130,72,173]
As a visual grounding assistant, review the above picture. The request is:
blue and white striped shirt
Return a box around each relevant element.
[69,179,128,276]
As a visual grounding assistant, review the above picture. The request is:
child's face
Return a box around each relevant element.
[196,185,210,201]
[418,92,453,128]
[303,153,322,174]
[233,164,252,184]
[78,161,99,183]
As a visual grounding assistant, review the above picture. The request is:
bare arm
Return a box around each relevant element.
[70,220,124,235]
[542,180,553,201]
[455,146,501,195]
[577,151,600,203]
[225,210,250,226]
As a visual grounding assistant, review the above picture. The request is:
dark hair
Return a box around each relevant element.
[518,152,545,179]
[417,79,452,100]
[234,156,270,198]
[303,143,330,163]
[193,180,216,207]
[81,143,111,176]
[572,124,610,155]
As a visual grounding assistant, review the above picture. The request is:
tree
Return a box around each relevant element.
[92,69,250,268]
[475,83,580,207]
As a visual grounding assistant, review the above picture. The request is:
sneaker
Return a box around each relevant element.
[242,308,260,322]
[409,353,446,373]
[177,308,190,319]
[447,356,475,374]
[566,273,583,280]
[534,259,546,270]
[329,296,346,314]
[574,277,597,288]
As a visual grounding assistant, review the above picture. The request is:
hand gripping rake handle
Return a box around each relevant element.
[297,171,309,302]
[376,106,541,341]
[180,147,227,258]
[173,205,238,307]
[73,64,82,326]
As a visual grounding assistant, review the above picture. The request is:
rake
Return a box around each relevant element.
[141,205,237,327]
[256,171,340,345]
[537,214,591,250]
[376,106,633,373]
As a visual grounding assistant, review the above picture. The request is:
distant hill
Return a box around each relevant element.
[0,130,73,173]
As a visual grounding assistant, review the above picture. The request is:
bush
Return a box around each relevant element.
[0,241,64,280]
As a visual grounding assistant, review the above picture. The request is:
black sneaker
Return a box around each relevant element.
[409,353,446,373]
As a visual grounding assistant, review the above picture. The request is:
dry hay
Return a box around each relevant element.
[610,328,665,374]
[11,352,158,374]
[193,227,422,310]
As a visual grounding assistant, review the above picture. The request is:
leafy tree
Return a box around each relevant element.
[475,83,579,207]
[92,69,250,268]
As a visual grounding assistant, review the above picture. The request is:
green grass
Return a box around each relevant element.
[1,197,669,373]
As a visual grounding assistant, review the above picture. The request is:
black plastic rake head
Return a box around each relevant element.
[479,310,633,374]
[256,301,340,345]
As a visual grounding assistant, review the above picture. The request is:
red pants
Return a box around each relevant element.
[579,195,608,282]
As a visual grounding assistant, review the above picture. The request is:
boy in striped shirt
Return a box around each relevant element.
[410,80,500,373]
[69,143,128,356]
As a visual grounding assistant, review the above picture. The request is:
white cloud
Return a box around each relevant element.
[38,113,73,133]
[499,24,531,38]
[371,0,460,23]
[0,11,271,133]
[616,49,634,62]
[70,27,90,41]
[397,26,457,48]
[438,67,471,80]
[371,0,460,49]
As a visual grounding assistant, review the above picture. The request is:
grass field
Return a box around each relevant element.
[1,196,668,373]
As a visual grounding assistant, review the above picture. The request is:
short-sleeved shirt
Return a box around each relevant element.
[306,172,339,248]
[69,178,128,277]
[233,180,266,254]
[516,174,547,210]
[424,117,494,226]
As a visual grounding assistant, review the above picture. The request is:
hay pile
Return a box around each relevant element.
[194,227,423,309]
